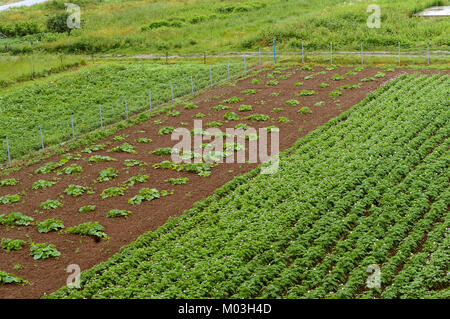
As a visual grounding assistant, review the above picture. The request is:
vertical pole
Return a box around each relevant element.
[330,42,333,65]
[427,41,430,65]
[165,51,168,64]
[190,74,194,96]
[39,125,44,151]
[259,48,261,65]
[244,55,246,73]
[301,42,304,63]
[99,105,103,129]
[204,52,206,64]
[361,41,364,65]
[71,115,75,138]
[149,89,152,112]
[124,96,128,121]
[5,137,11,168]
[170,80,174,104]
[398,41,401,66]
[273,39,276,64]
[209,67,213,88]
[227,60,230,81]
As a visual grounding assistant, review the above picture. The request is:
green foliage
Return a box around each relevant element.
[206,121,222,128]
[332,74,345,81]
[329,90,343,97]
[158,126,175,135]
[65,222,108,239]
[251,79,261,84]
[222,96,242,104]
[294,82,303,87]
[301,65,313,71]
[271,107,283,113]
[30,243,61,260]
[0,271,26,285]
[278,116,290,123]
[375,72,386,78]
[96,168,118,182]
[37,219,65,233]
[0,212,34,226]
[128,188,161,205]
[64,185,92,197]
[124,174,149,187]
[245,114,270,121]
[82,144,105,153]
[79,205,96,213]
[113,135,126,141]
[35,161,66,174]
[314,101,325,106]
[285,99,300,106]
[319,82,329,88]
[266,80,279,86]
[1,238,26,252]
[136,137,152,143]
[40,199,63,210]
[57,164,82,175]
[101,187,125,199]
[235,123,250,130]
[263,126,280,133]
[298,107,313,114]
[194,112,206,118]
[238,104,253,112]
[224,112,240,121]
[107,209,131,218]
[109,143,137,154]
[89,155,117,162]
[46,13,72,34]
[0,178,18,186]
[213,104,230,111]
[166,177,189,185]
[361,77,376,82]
[297,89,316,96]
[0,194,20,204]
[242,89,257,95]
[123,159,144,167]
[151,147,177,155]
[184,102,199,109]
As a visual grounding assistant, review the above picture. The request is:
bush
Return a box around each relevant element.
[47,13,73,35]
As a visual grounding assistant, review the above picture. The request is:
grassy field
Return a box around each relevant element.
[0,60,246,163]
[0,0,448,54]
[0,54,87,87]
[47,73,450,299]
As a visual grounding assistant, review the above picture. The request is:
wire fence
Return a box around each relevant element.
[2,41,449,167]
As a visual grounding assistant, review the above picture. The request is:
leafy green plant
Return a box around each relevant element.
[37,219,65,233]
[32,179,56,190]
[297,89,316,96]
[107,209,131,218]
[166,177,189,185]
[235,123,250,130]
[375,72,386,78]
[184,102,199,109]
[0,212,33,226]
[242,89,257,95]
[361,77,376,82]
[40,200,63,210]
[109,143,137,154]
[301,65,313,71]
[319,82,329,88]
[278,116,290,123]
[64,184,93,197]
[326,64,337,71]
[263,126,280,133]
[224,112,240,121]
[314,101,325,106]
[304,75,314,80]
[30,243,61,260]
[206,121,222,128]
[271,92,280,97]
[136,137,152,143]
[112,135,126,141]
[158,126,175,135]
[123,159,144,167]
[271,107,283,113]
[79,205,96,213]
[245,114,269,121]
[35,161,66,174]
[167,110,180,117]
[222,96,242,104]
[128,188,161,205]
[194,112,206,118]
[329,90,342,97]
[1,238,26,252]
[0,194,20,205]
[57,164,82,175]
[101,187,125,199]
[266,80,279,86]
[298,107,313,114]
[213,104,230,111]
[96,168,118,182]
[124,174,149,187]
[0,178,18,186]
[89,155,117,162]
[294,82,303,86]
[285,99,300,106]
[0,271,26,285]
[150,147,178,155]
[238,104,253,112]
[251,78,261,84]
[224,143,245,151]
[332,74,345,81]
[81,144,105,153]
[65,222,108,239]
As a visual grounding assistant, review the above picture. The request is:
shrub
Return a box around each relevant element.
[158,126,175,135]
[32,180,56,190]
[0,212,33,226]
[285,99,300,106]
[46,13,72,35]
[109,143,137,154]
[89,155,117,162]
[30,243,61,260]
[96,168,118,182]
[79,205,96,213]
[166,177,189,185]
[224,112,240,121]
[65,222,108,240]
[57,164,82,175]
[124,174,149,187]
[64,184,92,197]
[40,200,63,210]
[101,187,125,199]
[0,194,20,204]
[222,96,242,104]
[1,238,26,252]
[107,209,131,218]
[238,104,253,112]
[37,219,65,233]
[298,107,313,114]
[0,179,18,186]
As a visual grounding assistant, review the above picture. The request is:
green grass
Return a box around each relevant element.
[46,73,450,299]
[0,0,448,55]
[0,60,245,163]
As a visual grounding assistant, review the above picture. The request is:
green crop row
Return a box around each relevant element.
[47,73,449,299]
[0,61,245,163]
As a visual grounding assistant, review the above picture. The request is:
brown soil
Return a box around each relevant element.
[0,65,446,299]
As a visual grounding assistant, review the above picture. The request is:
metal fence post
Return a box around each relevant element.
[5,137,11,168]
[125,96,129,121]
[398,41,401,66]
[330,42,333,65]
[210,67,213,88]
[273,39,276,64]
[301,42,304,63]
[244,55,246,73]
[227,60,230,80]
[361,41,364,65]
[149,89,152,112]
[71,115,75,138]
[39,125,44,151]
[99,105,103,129]
[259,48,261,65]
[190,74,194,96]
